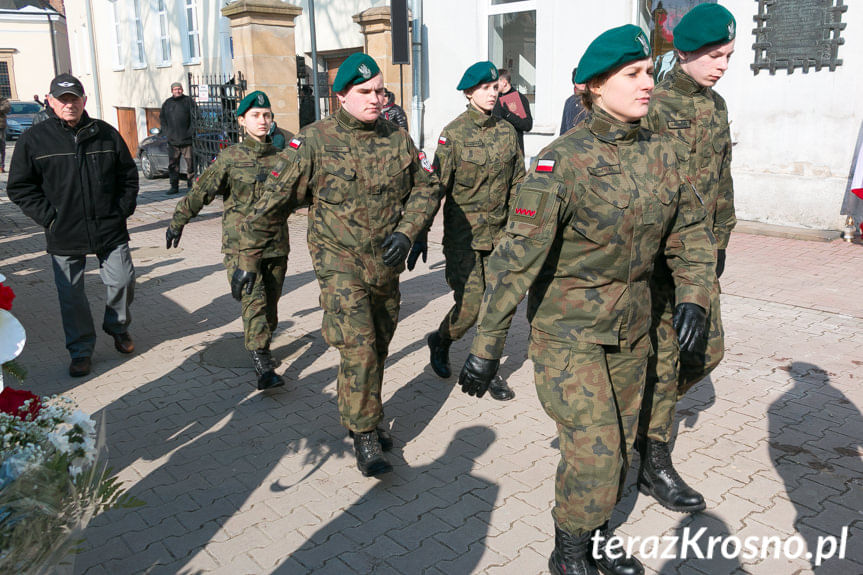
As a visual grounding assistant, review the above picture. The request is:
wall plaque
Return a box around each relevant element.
[752,0,847,75]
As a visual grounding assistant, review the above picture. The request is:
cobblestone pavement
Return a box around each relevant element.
[1,162,861,575]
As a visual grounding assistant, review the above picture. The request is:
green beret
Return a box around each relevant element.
[457,61,498,91]
[673,4,736,52]
[332,53,381,92]
[575,25,651,84]
[237,90,271,117]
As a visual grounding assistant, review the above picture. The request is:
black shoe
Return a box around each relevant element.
[427,332,452,378]
[250,350,285,391]
[167,187,180,195]
[109,331,135,354]
[592,523,644,575]
[69,357,92,377]
[488,375,515,401]
[349,426,393,452]
[549,525,600,575]
[638,438,706,513]
[352,430,393,477]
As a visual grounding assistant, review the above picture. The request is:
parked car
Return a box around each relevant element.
[138,127,233,180]
[5,101,44,139]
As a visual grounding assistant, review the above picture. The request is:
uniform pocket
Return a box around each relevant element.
[319,290,345,347]
[318,160,356,204]
[570,176,630,245]
[455,145,487,188]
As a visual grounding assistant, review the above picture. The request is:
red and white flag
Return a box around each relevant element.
[535,159,555,173]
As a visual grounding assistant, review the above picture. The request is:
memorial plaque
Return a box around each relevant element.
[752,0,847,75]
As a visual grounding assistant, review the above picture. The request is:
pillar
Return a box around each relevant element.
[353,7,413,112]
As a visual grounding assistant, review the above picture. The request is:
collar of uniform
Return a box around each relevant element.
[336,106,377,131]
[588,107,640,144]
[669,63,704,96]
[241,136,272,158]
[466,104,495,127]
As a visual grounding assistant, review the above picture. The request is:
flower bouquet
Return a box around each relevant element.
[0,274,142,573]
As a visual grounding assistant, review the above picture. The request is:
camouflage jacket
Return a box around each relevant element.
[470,108,716,359]
[238,107,440,284]
[643,63,735,249]
[170,135,293,258]
[434,105,525,251]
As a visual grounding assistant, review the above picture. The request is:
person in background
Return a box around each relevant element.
[492,68,533,153]
[559,67,589,134]
[638,3,737,515]
[457,26,714,575]
[166,91,294,391]
[380,89,408,130]
[416,61,524,401]
[8,74,138,377]
[160,82,195,194]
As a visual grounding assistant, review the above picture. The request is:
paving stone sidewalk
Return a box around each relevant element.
[0,166,861,575]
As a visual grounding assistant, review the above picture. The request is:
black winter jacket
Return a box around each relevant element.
[7,108,139,256]
[159,94,194,146]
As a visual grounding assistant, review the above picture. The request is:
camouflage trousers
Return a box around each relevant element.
[438,248,491,341]
[318,273,400,433]
[224,255,287,351]
[641,271,724,443]
[531,329,651,535]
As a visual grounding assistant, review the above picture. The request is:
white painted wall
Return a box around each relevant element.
[0,10,65,103]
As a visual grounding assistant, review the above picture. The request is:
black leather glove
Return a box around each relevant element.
[406,231,428,271]
[230,269,257,301]
[673,302,707,353]
[458,353,500,398]
[715,249,726,279]
[381,232,411,267]
[165,226,183,249]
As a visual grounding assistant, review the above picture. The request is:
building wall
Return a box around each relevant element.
[0,10,69,102]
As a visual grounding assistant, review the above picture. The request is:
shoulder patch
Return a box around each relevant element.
[438,136,448,145]
[511,189,548,224]
[288,138,302,150]
[535,159,555,173]
[418,151,433,173]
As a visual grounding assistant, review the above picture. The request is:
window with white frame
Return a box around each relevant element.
[181,0,201,64]
[130,0,146,67]
[109,0,124,70]
[487,1,536,109]
[156,0,171,65]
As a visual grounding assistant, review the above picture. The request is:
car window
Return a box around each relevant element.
[10,102,42,114]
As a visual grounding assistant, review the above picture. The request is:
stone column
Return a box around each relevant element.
[353,7,413,113]
[222,0,303,132]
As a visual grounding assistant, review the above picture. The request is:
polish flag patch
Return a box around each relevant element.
[438,136,448,145]
[535,159,555,173]
[288,138,302,149]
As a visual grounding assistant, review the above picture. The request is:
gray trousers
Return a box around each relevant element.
[51,243,135,359]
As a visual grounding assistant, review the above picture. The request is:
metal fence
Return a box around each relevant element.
[187,71,246,176]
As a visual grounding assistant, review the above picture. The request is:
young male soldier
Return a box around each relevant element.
[231,54,439,477]
[638,3,737,513]
[166,91,294,390]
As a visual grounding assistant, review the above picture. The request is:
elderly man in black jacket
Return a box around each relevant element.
[8,74,139,377]
[160,82,195,194]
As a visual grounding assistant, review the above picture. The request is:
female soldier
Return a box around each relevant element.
[458,26,715,574]
[418,61,524,401]
[166,91,294,391]
[638,3,737,513]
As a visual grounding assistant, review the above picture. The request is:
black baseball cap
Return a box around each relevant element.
[49,73,85,98]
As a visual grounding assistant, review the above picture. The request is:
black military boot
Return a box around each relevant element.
[592,522,644,575]
[638,438,706,512]
[250,350,285,391]
[427,332,452,378]
[349,426,394,452]
[488,375,515,401]
[168,172,180,195]
[549,525,600,575]
[352,430,393,477]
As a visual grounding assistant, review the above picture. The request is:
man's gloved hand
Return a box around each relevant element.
[458,353,500,398]
[165,225,183,249]
[381,232,411,267]
[673,302,707,353]
[230,269,257,301]
[715,249,726,279]
[406,231,428,271]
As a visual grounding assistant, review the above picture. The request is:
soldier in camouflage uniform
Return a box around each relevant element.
[166,91,294,391]
[457,26,715,575]
[231,54,439,477]
[412,61,524,401]
[637,3,737,514]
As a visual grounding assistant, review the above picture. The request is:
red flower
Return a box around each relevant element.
[0,283,13,311]
[0,388,42,419]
